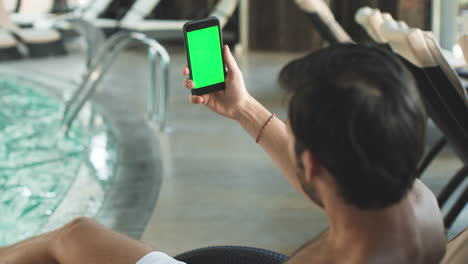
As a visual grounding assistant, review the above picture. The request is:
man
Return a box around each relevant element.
[0,43,446,264]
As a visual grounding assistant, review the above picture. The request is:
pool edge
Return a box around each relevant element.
[0,68,163,240]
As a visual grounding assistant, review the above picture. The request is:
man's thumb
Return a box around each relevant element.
[223,45,240,73]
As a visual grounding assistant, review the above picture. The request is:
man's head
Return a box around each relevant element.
[280,43,426,210]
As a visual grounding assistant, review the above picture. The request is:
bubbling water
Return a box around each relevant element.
[0,78,88,245]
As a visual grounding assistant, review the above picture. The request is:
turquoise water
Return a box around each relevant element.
[0,77,116,246]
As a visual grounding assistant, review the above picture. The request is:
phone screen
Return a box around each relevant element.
[186,25,225,89]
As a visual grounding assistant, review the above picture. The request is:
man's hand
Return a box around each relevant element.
[183,45,252,120]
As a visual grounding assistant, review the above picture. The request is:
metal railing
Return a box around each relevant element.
[64,18,107,68]
[62,31,170,134]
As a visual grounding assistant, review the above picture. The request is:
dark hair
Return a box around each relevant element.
[280,43,426,209]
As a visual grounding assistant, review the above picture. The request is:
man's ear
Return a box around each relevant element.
[300,150,322,184]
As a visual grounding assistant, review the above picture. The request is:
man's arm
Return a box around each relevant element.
[183,47,309,200]
[0,217,154,264]
[233,98,309,199]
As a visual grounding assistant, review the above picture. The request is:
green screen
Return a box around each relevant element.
[187,25,224,89]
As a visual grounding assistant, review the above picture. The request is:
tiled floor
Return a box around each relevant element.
[1,43,466,256]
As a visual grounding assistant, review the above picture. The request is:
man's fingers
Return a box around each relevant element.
[183,65,190,76]
[188,95,204,104]
[183,79,195,89]
[182,66,199,104]
[223,45,240,74]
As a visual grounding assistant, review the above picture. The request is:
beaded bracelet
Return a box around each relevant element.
[256,113,276,143]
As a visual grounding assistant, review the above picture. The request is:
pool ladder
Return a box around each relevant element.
[61,31,171,134]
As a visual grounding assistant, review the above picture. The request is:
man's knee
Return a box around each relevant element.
[66,217,97,228]
[52,218,99,248]
[49,217,103,259]
[61,217,101,239]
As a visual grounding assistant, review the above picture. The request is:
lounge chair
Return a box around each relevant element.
[3,0,18,12]
[380,17,468,230]
[295,0,352,44]
[355,7,390,44]
[121,0,239,41]
[442,228,468,264]
[356,6,465,67]
[174,246,288,264]
[458,35,468,64]
[33,0,115,31]
[10,0,54,27]
[92,0,162,33]
[0,28,21,60]
[0,0,66,57]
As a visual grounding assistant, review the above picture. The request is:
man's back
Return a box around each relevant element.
[287,180,446,264]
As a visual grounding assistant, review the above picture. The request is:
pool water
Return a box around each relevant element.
[0,77,116,246]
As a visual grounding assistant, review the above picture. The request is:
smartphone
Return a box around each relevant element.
[183,17,226,96]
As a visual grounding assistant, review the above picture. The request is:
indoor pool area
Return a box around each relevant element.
[0,1,467,264]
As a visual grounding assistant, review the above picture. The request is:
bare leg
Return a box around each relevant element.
[0,230,59,264]
[0,217,154,264]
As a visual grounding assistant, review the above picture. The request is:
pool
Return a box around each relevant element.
[0,75,117,246]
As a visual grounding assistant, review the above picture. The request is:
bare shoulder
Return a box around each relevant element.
[410,180,447,263]
[287,230,332,264]
[411,179,444,232]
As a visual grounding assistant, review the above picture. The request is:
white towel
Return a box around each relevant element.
[136,252,186,264]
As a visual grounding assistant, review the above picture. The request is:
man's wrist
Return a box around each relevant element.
[233,96,261,123]
[233,96,273,139]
